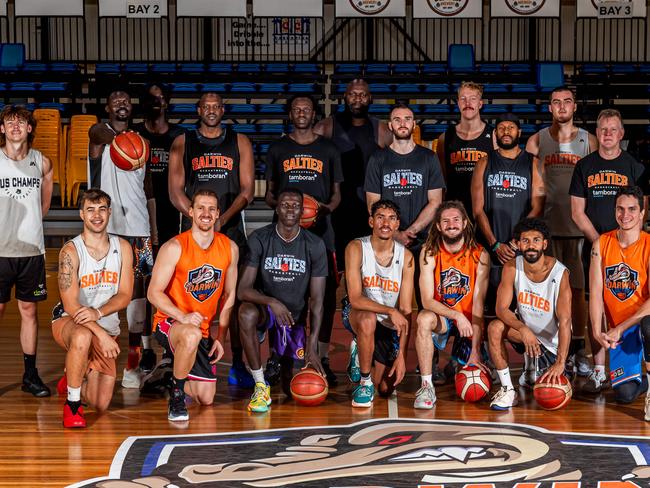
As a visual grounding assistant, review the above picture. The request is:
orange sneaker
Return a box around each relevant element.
[63,401,86,428]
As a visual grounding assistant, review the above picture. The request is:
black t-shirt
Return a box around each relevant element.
[364,145,445,245]
[246,224,328,321]
[569,150,646,234]
[266,135,343,251]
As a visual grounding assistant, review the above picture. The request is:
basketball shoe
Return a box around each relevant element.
[63,400,86,428]
[414,384,437,409]
[352,383,374,408]
[168,387,189,422]
[582,369,608,393]
[347,339,361,383]
[22,370,51,397]
[248,382,271,413]
[490,386,518,410]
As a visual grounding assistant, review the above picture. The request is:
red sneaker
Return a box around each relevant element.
[57,375,67,397]
[63,401,86,428]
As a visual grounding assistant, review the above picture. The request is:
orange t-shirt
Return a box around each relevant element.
[600,230,650,328]
[433,244,483,321]
[153,230,232,337]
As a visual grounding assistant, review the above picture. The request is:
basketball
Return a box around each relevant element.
[290,368,328,406]
[109,130,149,171]
[300,194,320,229]
[455,365,491,402]
[534,374,572,410]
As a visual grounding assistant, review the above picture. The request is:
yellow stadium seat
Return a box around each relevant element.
[32,109,62,197]
[65,115,97,207]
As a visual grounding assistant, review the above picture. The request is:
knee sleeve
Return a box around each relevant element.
[127,298,147,334]
[613,377,646,404]
[641,316,650,363]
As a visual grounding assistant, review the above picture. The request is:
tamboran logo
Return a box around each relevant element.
[605,262,639,301]
[427,0,470,16]
[349,0,390,15]
[185,264,222,302]
[439,267,470,307]
[505,0,546,15]
[71,418,650,487]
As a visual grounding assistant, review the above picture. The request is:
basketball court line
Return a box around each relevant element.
[388,390,399,418]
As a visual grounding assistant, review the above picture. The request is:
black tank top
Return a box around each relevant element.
[182,126,246,246]
[444,123,493,216]
[483,149,533,244]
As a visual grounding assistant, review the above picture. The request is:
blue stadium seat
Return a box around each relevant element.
[611,64,637,74]
[482,104,508,113]
[178,63,204,73]
[208,63,233,73]
[582,63,608,74]
[640,64,650,74]
[171,83,199,93]
[448,44,475,72]
[38,102,66,111]
[368,83,392,93]
[258,124,285,134]
[259,104,286,114]
[422,63,446,74]
[423,83,449,93]
[40,82,68,92]
[0,43,25,71]
[258,143,270,154]
[228,104,256,114]
[170,104,198,115]
[423,104,451,114]
[537,63,564,92]
[394,83,421,93]
[510,84,537,93]
[265,63,289,73]
[335,83,347,94]
[422,123,449,134]
[237,63,262,73]
[366,63,390,74]
[230,82,257,93]
[50,62,77,72]
[483,84,509,93]
[178,123,197,131]
[23,62,47,72]
[293,63,320,74]
[258,83,286,93]
[95,63,121,74]
[123,63,148,73]
[368,105,391,114]
[9,82,37,91]
[520,124,537,134]
[393,64,418,74]
[478,63,503,73]
[336,63,361,74]
[287,83,315,93]
[151,63,176,73]
[511,104,538,113]
[232,124,256,133]
[0,83,9,91]
[201,83,228,92]
[506,63,531,73]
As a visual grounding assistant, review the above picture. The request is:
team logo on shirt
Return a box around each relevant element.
[486,172,528,191]
[383,170,423,188]
[185,264,222,302]
[0,174,41,200]
[439,267,470,307]
[605,263,639,301]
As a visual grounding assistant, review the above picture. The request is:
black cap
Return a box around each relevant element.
[496,112,521,128]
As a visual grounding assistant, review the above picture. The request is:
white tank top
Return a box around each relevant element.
[0,148,45,257]
[359,236,405,329]
[514,255,566,355]
[71,234,122,335]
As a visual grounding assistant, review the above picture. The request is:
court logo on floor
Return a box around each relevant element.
[71,418,650,487]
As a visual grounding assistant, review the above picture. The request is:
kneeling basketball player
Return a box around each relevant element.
[238,188,328,412]
[53,189,134,428]
[344,199,414,408]
[148,189,238,421]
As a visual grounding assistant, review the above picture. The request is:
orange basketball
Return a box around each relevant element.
[300,194,320,229]
[110,130,149,171]
[533,374,572,410]
[455,365,491,402]
[290,368,328,406]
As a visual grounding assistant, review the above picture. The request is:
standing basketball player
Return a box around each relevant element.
[414,201,489,409]
[168,92,255,388]
[488,218,572,410]
[526,86,598,379]
[88,89,156,388]
[589,186,650,417]
[0,105,53,397]
[148,189,238,421]
[53,189,134,427]
[238,188,328,412]
[265,95,343,386]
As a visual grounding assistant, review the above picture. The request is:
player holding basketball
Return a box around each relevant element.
[414,201,489,409]
[238,188,328,412]
[148,189,238,421]
[88,89,156,388]
[343,200,415,408]
[0,105,53,397]
[52,189,133,427]
[589,186,650,417]
[488,218,572,410]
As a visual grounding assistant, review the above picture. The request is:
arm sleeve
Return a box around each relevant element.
[364,153,382,194]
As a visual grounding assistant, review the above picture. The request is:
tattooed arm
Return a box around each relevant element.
[58,242,83,316]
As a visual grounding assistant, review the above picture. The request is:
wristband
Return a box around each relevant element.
[491,242,501,252]
[96,308,103,320]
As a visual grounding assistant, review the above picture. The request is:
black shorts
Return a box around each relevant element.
[122,236,154,278]
[0,255,47,303]
[154,318,217,382]
[342,301,400,367]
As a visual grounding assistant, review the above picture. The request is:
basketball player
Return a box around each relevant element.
[569,109,647,392]
[88,89,156,388]
[168,91,255,388]
[0,105,53,397]
[265,95,343,386]
[52,189,134,427]
[414,201,489,409]
[343,199,415,407]
[488,218,572,410]
[238,188,328,412]
[526,86,598,379]
[148,189,238,421]
[589,186,650,416]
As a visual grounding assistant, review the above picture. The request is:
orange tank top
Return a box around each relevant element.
[600,230,650,328]
[433,244,483,321]
[153,230,232,337]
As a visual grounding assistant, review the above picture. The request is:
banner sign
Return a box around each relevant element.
[413,0,482,18]
[176,0,246,18]
[15,0,83,16]
[253,0,322,17]
[335,0,406,17]
[577,0,646,18]
[490,0,560,17]
[99,0,167,17]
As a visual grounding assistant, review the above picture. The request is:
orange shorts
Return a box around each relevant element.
[52,317,118,378]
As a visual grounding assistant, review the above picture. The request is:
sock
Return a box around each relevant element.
[127,298,146,334]
[319,341,330,359]
[172,376,186,393]
[67,386,81,402]
[497,368,513,389]
[232,346,243,366]
[251,368,265,384]
[127,346,141,370]
[23,354,36,376]
[141,335,152,350]
[421,374,432,387]
[360,372,372,386]
[594,365,606,378]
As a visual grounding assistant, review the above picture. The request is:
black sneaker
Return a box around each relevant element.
[22,371,51,397]
[139,348,157,374]
[141,358,173,394]
[321,358,338,387]
[168,388,189,422]
[264,354,281,386]
[432,365,446,386]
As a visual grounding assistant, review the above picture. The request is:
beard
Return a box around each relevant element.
[442,232,463,246]
[347,104,369,118]
[523,249,542,263]
[496,136,519,150]
[393,129,413,140]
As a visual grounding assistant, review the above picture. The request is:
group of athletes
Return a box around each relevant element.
[2,77,650,428]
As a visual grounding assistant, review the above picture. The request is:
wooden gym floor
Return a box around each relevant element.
[1,250,649,487]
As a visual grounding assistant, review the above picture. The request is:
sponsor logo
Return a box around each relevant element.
[438,267,470,307]
[33,284,47,297]
[272,17,312,45]
[505,0,546,15]
[349,0,390,15]
[296,347,305,359]
[605,262,639,301]
[426,0,470,16]
[185,264,222,302]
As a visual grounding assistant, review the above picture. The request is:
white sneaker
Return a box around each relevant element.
[122,367,144,389]
[575,349,593,377]
[414,384,437,409]
[582,369,607,393]
[645,396,650,422]
[490,386,518,410]
[518,370,534,389]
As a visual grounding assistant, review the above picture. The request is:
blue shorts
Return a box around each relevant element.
[432,317,474,365]
[342,300,399,367]
[610,324,644,388]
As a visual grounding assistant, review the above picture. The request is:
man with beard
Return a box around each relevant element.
[526,86,598,381]
[488,218,572,410]
[343,199,414,407]
[148,190,238,421]
[265,95,343,386]
[471,113,545,318]
[238,188,328,412]
[414,201,490,409]
[569,109,647,393]
[88,90,156,389]
[168,91,255,388]
[589,186,650,415]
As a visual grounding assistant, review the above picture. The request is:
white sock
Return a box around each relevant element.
[127,298,147,334]
[594,365,606,377]
[67,386,81,402]
[318,341,329,359]
[360,373,373,386]
[421,374,432,387]
[497,368,513,389]
[251,368,264,384]
[141,335,152,349]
